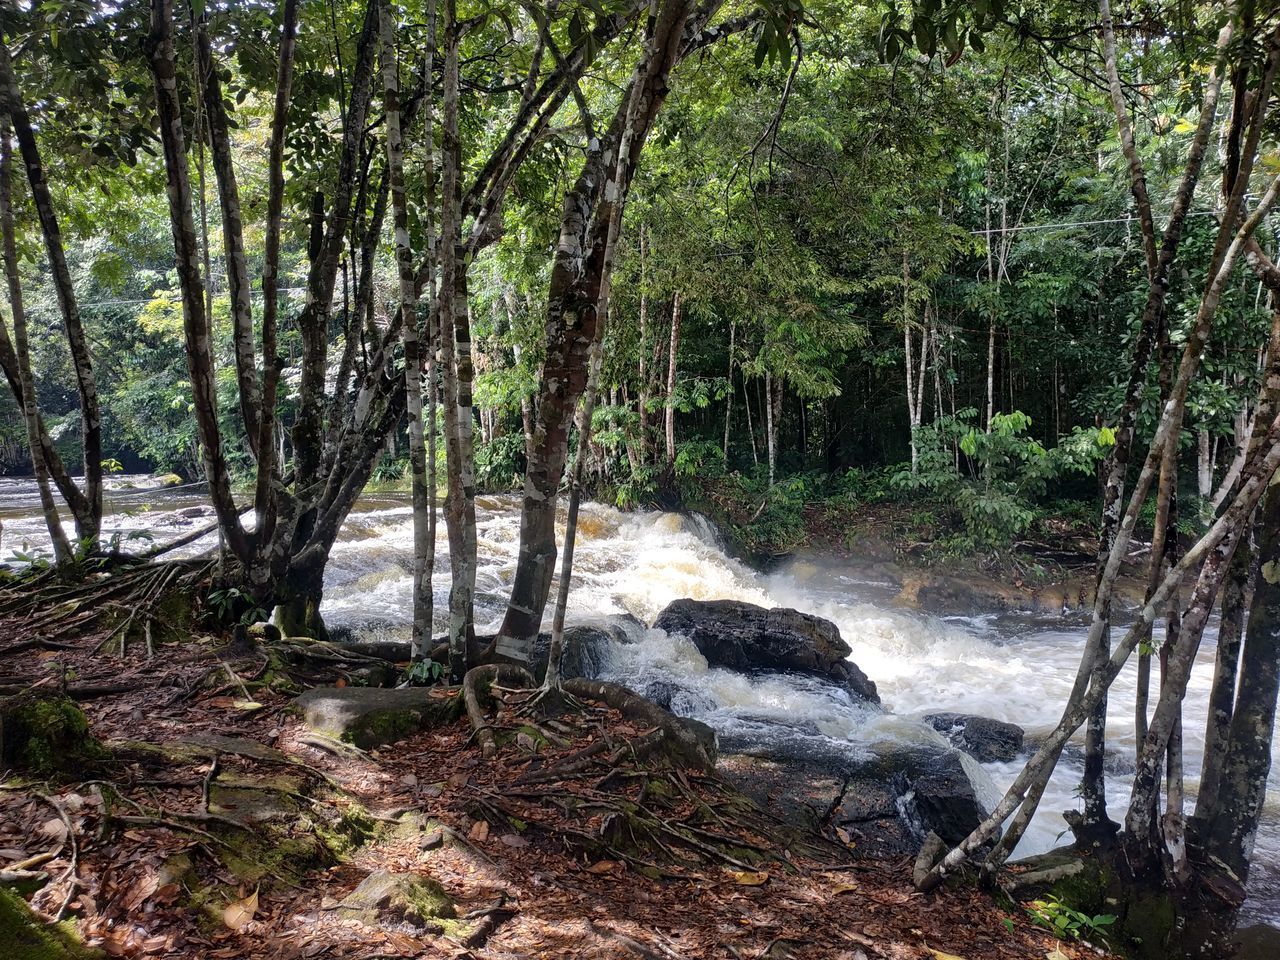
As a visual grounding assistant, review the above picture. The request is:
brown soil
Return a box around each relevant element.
[0,616,1115,960]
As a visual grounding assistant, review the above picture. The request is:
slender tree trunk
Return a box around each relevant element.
[438,0,476,681]
[196,20,259,454]
[723,319,734,462]
[743,370,759,466]
[380,0,431,661]
[422,0,440,651]
[1198,430,1213,500]
[147,0,249,562]
[0,43,101,543]
[0,119,69,563]
[252,0,300,548]
[664,291,682,464]
[765,371,776,485]
[637,225,651,465]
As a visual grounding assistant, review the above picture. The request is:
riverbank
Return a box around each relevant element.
[0,618,1113,960]
[680,472,1157,616]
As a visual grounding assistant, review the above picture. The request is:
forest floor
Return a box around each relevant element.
[0,621,1117,960]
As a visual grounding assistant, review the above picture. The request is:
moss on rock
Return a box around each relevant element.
[0,695,105,776]
[335,870,456,929]
[293,686,463,749]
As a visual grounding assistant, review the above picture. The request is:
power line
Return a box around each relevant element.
[968,209,1220,236]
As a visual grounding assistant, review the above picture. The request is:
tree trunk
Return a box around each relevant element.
[147,0,249,562]
[1200,481,1280,882]
[0,119,70,563]
[252,0,300,542]
[293,0,379,489]
[0,43,101,544]
[1198,430,1213,501]
[438,0,476,681]
[765,371,777,485]
[664,291,682,464]
[196,21,260,454]
[380,0,430,661]
[496,0,703,664]
[723,319,734,462]
[637,225,651,465]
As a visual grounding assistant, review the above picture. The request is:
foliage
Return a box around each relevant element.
[892,409,1102,547]
[1026,895,1117,946]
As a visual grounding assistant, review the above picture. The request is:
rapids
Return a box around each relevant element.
[2,478,1278,925]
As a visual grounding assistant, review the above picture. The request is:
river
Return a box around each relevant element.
[3,476,1279,928]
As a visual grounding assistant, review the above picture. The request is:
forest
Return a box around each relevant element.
[2,0,1280,958]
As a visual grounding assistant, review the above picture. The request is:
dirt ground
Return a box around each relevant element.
[0,622,1113,960]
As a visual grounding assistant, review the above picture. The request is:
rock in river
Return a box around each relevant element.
[924,712,1025,763]
[652,598,879,703]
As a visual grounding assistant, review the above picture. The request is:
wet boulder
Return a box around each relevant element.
[295,686,462,749]
[833,746,996,853]
[652,598,878,703]
[526,614,644,683]
[924,712,1025,763]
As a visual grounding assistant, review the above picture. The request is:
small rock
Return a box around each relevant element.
[420,828,445,851]
[335,870,455,929]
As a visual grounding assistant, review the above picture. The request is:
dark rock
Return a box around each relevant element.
[527,615,642,682]
[294,686,462,749]
[884,747,993,847]
[720,741,993,858]
[924,713,1025,763]
[652,598,879,703]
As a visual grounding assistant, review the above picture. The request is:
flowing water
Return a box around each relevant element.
[3,478,1279,926]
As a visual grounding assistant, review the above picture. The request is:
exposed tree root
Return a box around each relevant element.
[463,663,537,757]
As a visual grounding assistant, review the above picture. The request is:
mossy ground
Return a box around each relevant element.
[0,695,106,776]
[0,888,101,960]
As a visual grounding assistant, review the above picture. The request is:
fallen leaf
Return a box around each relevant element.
[499,834,529,848]
[729,870,769,886]
[1045,951,1071,960]
[831,883,859,895]
[39,818,68,840]
[223,889,258,931]
[585,860,621,874]
[467,820,489,842]
[930,951,966,960]
[231,700,265,712]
